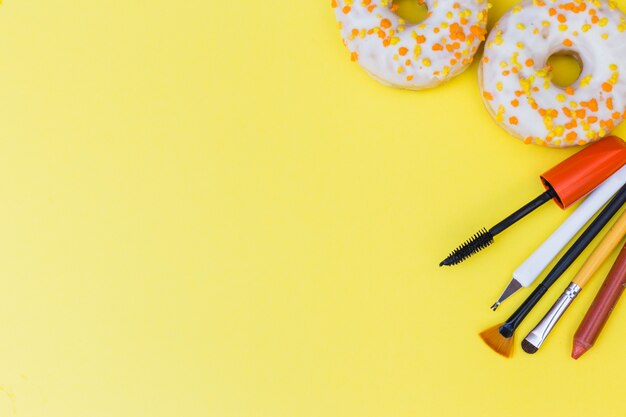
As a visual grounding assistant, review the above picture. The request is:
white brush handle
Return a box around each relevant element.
[513,164,626,288]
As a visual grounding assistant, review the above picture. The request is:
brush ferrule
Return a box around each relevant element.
[498,323,515,338]
[524,283,582,350]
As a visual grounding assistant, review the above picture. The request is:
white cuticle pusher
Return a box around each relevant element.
[491,164,626,311]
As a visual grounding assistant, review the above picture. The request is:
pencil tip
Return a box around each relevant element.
[571,343,588,360]
[490,301,500,311]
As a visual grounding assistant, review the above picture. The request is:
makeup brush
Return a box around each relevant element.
[440,136,626,266]
[491,164,626,310]
[522,208,626,354]
[480,183,626,358]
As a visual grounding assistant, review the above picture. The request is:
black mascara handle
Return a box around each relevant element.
[489,189,556,236]
[500,182,626,337]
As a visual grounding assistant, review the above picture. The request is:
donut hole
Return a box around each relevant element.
[547,52,583,88]
[392,0,429,24]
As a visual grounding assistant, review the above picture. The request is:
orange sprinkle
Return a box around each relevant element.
[602,82,613,92]
[511,99,519,107]
[432,43,443,51]
[331,0,337,8]
[449,23,466,41]
[509,116,519,125]
[558,14,567,23]
[342,5,351,14]
[587,116,598,123]
[350,52,359,62]
[415,35,426,44]
[563,108,573,117]
[502,70,511,76]
[588,98,598,112]
[576,109,586,118]
[399,47,409,56]
[607,98,614,110]
[566,131,578,142]
[565,87,575,95]
[563,39,573,47]
[613,111,622,119]
[470,25,487,41]
[483,91,494,101]
[406,75,414,81]
[592,15,599,24]
[380,18,392,29]
[525,59,534,67]
[549,8,557,16]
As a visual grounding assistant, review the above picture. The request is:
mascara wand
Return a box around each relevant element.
[440,189,555,266]
[440,136,626,267]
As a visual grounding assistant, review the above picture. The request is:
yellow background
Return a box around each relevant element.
[0,1,623,416]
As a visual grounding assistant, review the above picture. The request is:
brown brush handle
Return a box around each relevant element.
[574,242,626,350]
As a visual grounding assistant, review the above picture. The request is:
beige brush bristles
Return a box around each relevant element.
[479,324,514,358]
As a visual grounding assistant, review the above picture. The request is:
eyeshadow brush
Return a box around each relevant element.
[522,208,626,353]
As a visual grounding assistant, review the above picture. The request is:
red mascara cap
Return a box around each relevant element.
[541,136,626,209]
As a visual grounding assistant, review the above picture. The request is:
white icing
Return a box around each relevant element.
[333,0,489,89]
[480,0,626,147]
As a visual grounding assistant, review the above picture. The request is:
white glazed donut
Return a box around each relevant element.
[480,0,626,147]
[332,0,489,89]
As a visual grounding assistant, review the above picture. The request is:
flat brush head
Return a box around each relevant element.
[521,339,539,354]
[479,324,514,358]
[440,228,494,266]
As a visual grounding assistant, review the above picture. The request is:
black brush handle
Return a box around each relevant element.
[490,189,556,236]
[499,183,626,338]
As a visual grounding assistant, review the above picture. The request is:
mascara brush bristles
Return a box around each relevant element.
[479,324,514,358]
[440,228,494,266]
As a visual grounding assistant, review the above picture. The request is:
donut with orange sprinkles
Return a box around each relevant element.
[332,0,489,89]
[480,0,626,147]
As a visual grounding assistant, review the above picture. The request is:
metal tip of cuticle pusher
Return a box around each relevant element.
[490,279,523,311]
